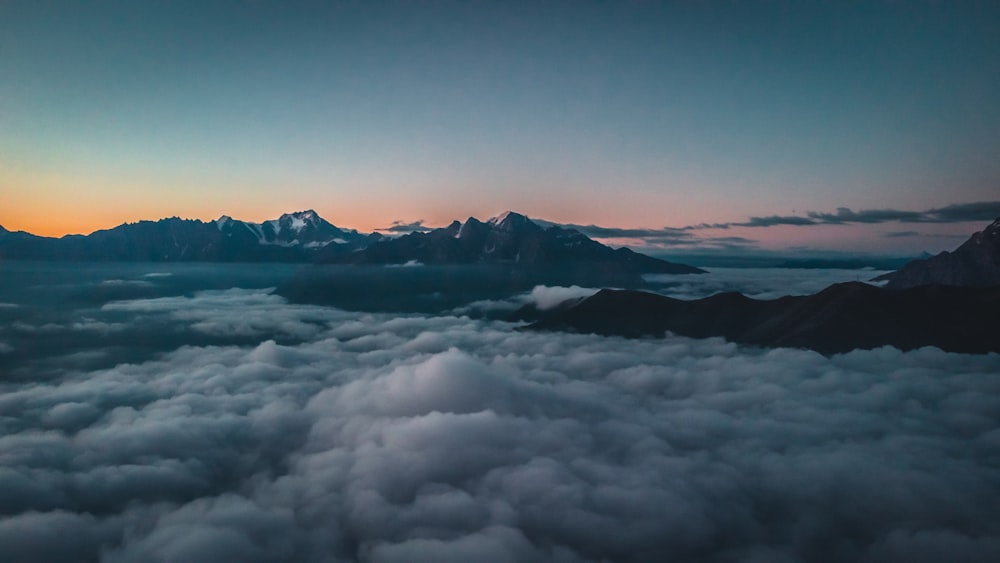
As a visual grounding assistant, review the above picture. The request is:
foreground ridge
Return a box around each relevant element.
[527,282,1000,355]
[874,216,1000,289]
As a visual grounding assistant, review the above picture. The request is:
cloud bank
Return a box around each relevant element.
[695,201,1000,230]
[531,201,998,253]
[1,289,998,562]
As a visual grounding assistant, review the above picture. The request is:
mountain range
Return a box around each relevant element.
[318,211,703,274]
[0,211,366,262]
[0,210,702,274]
[517,216,1000,355]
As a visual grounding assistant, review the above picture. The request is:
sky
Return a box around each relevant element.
[1,0,999,253]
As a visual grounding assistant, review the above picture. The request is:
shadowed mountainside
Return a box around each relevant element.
[321,211,704,275]
[527,282,1000,355]
[874,217,1000,289]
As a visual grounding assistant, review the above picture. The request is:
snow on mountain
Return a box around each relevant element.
[213,210,361,248]
[488,210,516,225]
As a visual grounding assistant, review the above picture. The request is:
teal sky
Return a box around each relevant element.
[1,0,998,253]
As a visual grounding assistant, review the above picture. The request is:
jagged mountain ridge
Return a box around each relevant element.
[0,210,366,262]
[322,211,705,274]
[215,210,366,248]
[0,210,702,273]
[874,216,1000,289]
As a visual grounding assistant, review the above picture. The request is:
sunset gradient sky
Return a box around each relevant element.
[1,1,998,253]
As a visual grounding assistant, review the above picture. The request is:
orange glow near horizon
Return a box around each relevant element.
[1,169,985,256]
[1,169,721,238]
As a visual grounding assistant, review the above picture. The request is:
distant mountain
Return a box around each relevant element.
[324,211,705,274]
[215,210,366,248]
[526,282,999,355]
[0,210,365,262]
[874,217,1000,289]
[0,210,704,273]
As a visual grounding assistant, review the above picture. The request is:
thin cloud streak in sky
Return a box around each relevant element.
[696,201,1000,230]
[379,220,431,234]
[529,202,1000,253]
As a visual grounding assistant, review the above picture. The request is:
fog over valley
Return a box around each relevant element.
[1,263,997,562]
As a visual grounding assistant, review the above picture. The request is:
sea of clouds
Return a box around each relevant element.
[1,278,998,562]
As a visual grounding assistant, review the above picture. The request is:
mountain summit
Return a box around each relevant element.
[875,216,1000,288]
[214,210,364,248]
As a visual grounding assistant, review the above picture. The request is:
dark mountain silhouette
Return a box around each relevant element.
[0,210,702,275]
[0,211,365,262]
[874,217,1000,289]
[526,282,1000,355]
[324,211,704,275]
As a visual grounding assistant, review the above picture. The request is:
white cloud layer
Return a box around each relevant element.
[645,267,895,300]
[1,289,998,562]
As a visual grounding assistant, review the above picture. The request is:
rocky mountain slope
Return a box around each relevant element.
[527,282,1000,355]
[874,217,1000,288]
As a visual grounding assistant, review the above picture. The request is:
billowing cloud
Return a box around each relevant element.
[527,285,597,310]
[1,287,998,562]
[448,285,600,318]
[379,220,432,234]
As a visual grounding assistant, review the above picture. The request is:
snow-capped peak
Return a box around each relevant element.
[282,209,320,220]
[487,211,531,226]
[215,215,233,230]
[486,211,539,234]
[488,211,515,225]
[280,210,322,233]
